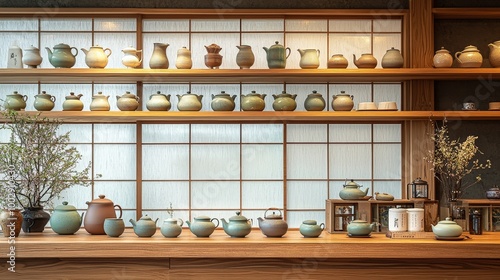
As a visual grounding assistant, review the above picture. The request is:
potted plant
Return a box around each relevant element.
[0,109,91,233]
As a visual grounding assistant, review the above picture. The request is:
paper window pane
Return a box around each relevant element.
[121,211,137,226]
[329,181,372,199]
[40,32,92,68]
[286,19,327,32]
[142,19,190,32]
[287,181,328,209]
[94,124,136,143]
[142,145,189,180]
[373,83,402,109]
[287,124,327,143]
[93,33,136,68]
[92,84,137,111]
[41,18,92,31]
[0,19,38,31]
[94,18,136,31]
[329,34,371,69]
[191,181,240,209]
[373,144,401,179]
[241,124,283,143]
[329,19,371,32]
[242,144,283,180]
[191,124,240,143]
[287,211,325,229]
[0,33,38,68]
[329,84,371,109]
[373,34,402,68]
[373,181,402,199]
[93,181,136,209]
[142,124,189,143]
[190,33,240,69]
[142,33,190,70]
[374,124,401,143]
[142,182,190,209]
[51,184,92,209]
[93,144,136,180]
[241,19,283,32]
[191,19,239,32]
[285,84,328,112]
[329,124,371,142]
[287,144,327,179]
[285,33,327,69]
[241,84,284,111]
[242,182,283,209]
[69,144,93,174]
[373,19,402,32]
[191,145,240,180]
[329,144,371,179]
[191,210,237,222]
[189,84,241,112]
[241,33,284,69]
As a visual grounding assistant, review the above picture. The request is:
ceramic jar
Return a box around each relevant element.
[175,46,192,69]
[45,43,78,68]
[488,40,500,67]
[34,91,56,111]
[353,53,377,68]
[146,91,171,111]
[0,209,23,237]
[263,41,291,69]
[241,91,266,111]
[121,46,142,68]
[211,91,236,111]
[257,208,288,237]
[272,91,297,111]
[374,192,394,201]
[432,217,463,237]
[298,49,320,69]
[63,92,84,111]
[81,45,112,68]
[381,47,403,68]
[49,201,83,235]
[339,180,369,200]
[130,215,159,237]
[116,91,140,111]
[149,43,169,69]
[388,208,408,232]
[84,195,122,235]
[221,212,252,238]
[205,44,223,69]
[433,47,453,68]
[236,45,255,69]
[407,208,424,232]
[22,45,43,68]
[21,207,50,233]
[177,92,203,111]
[7,44,23,68]
[486,186,500,199]
[299,220,324,238]
[186,216,219,237]
[304,90,326,111]
[328,54,348,69]
[160,218,184,238]
[104,218,125,237]
[90,92,110,111]
[331,91,354,111]
[346,220,376,236]
[455,45,483,68]
[3,91,27,111]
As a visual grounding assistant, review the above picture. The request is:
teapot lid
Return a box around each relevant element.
[270,41,284,48]
[139,214,154,221]
[229,211,248,221]
[336,90,350,96]
[265,210,283,220]
[302,219,318,225]
[54,43,71,49]
[9,91,22,96]
[121,91,136,98]
[437,217,459,225]
[387,47,400,52]
[90,45,103,49]
[436,47,450,54]
[309,90,321,95]
[122,46,138,52]
[36,90,51,97]
[344,179,360,187]
[24,45,40,51]
[350,219,369,224]
[66,92,81,100]
[54,201,77,211]
[152,91,166,97]
[194,215,211,220]
[88,194,114,205]
[216,90,230,96]
[463,45,479,52]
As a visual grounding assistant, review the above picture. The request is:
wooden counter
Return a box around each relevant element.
[1,229,500,279]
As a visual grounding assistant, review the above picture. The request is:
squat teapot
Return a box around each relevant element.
[46,43,78,68]
[257,208,288,237]
[221,212,252,238]
[81,45,112,68]
[130,215,158,237]
[339,180,369,200]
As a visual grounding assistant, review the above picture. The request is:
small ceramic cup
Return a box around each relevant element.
[462,102,476,110]
[378,101,398,110]
[104,218,125,237]
[358,102,377,110]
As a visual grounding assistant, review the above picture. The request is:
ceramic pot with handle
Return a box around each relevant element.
[263,41,291,69]
[186,216,219,237]
[81,45,112,68]
[63,92,84,111]
[84,195,122,235]
[257,208,288,237]
[160,218,184,238]
[50,201,83,235]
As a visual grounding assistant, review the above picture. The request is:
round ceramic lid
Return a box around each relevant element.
[121,91,136,98]
[55,201,77,211]
[9,91,22,96]
[351,219,368,224]
[152,91,166,96]
[66,92,80,100]
[436,47,450,53]
[216,91,230,96]
[336,91,350,96]
[140,215,153,221]
[88,194,113,205]
[388,47,400,51]
[229,212,248,221]
[344,180,360,187]
[270,41,283,48]
[438,217,458,225]
[302,220,317,225]
[54,43,71,49]
[122,46,138,52]
[194,215,211,220]
[24,45,40,51]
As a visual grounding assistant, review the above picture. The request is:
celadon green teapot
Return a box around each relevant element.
[339,180,369,200]
[50,201,83,235]
[221,212,252,238]
[130,214,158,237]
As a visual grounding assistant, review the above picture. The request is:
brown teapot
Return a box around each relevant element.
[84,194,122,235]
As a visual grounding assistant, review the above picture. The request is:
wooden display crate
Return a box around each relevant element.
[325,199,438,233]
[458,199,500,232]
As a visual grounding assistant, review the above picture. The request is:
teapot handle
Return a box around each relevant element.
[211,218,219,228]
[455,51,462,63]
[177,218,184,227]
[114,204,123,219]
[50,96,56,102]
[285,47,291,59]
[264,207,283,218]
[316,49,320,58]
[70,47,79,57]
[319,223,325,230]
[104,48,112,58]
[23,95,28,101]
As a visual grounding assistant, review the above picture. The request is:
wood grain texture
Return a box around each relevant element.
[410,0,433,68]
[434,8,500,19]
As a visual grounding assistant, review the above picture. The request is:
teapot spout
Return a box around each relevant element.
[197,95,203,102]
[298,49,305,56]
[185,220,191,228]
[221,218,228,230]
[129,219,137,227]
[77,94,83,99]
[81,48,89,55]
[45,47,53,60]
[363,187,370,197]
[353,54,359,66]
[116,95,122,101]
[370,222,377,231]
[263,46,269,54]
[176,94,182,101]
[489,43,499,50]
[257,217,264,226]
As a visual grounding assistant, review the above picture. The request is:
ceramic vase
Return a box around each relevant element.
[149,43,169,69]
[22,207,50,233]
[175,46,192,69]
[236,45,255,69]
[0,209,23,237]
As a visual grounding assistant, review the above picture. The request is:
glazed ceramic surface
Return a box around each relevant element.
[4,91,27,111]
[304,90,326,111]
[353,53,377,68]
[432,217,463,237]
[186,216,219,237]
[205,44,223,69]
[22,45,43,68]
[149,43,169,69]
[34,91,56,111]
[177,92,203,111]
[211,91,236,111]
[104,218,125,237]
[81,45,112,68]
[236,45,255,69]
[221,212,252,238]
[63,92,84,111]
[488,40,500,68]
[298,48,320,69]
[160,218,183,238]
[90,92,110,111]
[21,207,50,233]
[175,46,192,69]
[258,208,288,237]
[328,54,348,68]
[0,209,23,237]
[146,91,171,111]
[121,46,142,68]
[381,47,403,68]
[374,192,394,201]
[130,215,158,237]
[46,43,78,68]
[347,220,376,236]
[241,91,266,111]
[272,91,297,111]
[339,180,369,200]
[433,47,453,68]
[116,91,140,111]
[331,91,354,111]
[263,41,291,69]
[84,195,122,235]
[455,45,483,68]
[299,220,324,238]
[486,187,500,199]
[50,201,83,235]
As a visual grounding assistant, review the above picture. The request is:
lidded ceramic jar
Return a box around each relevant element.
[432,217,463,237]
[146,91,171,111]
[272,91,297,111]
[63,92,84,111]
[116,91,140,111]
[381,47,403,68]
[3,91,27,111]
[211,91,236,111]
[130,215,159,237]
[328,54,348,69]
[177,91,203,111]
[257,208,288,237]
[50,201,83,235]
[221,212,252,238]
[90,92,110,111]
[160,218,184,238]
[455,45,483,68]
[346,220,376,236]
[0,209,23,237]
[84,194,123,235]
[304,90,326,111]
[241,91,266,111]
[175,46,192,69]
[331,91,354,111]
[22,45,43,68]
[433,47,453,68]
[45,43,78,68]
[299,220,324,238]
[34,91,56,111]
[186,216,219,237]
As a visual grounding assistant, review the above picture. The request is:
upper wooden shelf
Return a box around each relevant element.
[433,8,500,19]
[2,68,500,84]
[4,111,500,123]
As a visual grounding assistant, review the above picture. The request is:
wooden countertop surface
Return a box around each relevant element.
[2,229,500,259]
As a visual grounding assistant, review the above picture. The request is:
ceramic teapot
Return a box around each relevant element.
[4,91,27,111]
[121,46,142,68]
[186,216,219,237]
[347,220,376,236]
[486,186,500,199]
[298,48,320,69]
[116,91,140,111]
[221,212,252,238]
[272,91,297,111]
[432,217,463,237]
[374,192,394,201]
[299,220,324,238]
[339,180,369,200]
[46,43,78,68]
[211,91,236,111]
[263,41,291,69]
[130,215,159,237]
[488,40,500,68]
[177,91,203,111]
[50,201,83,235]
[331,91,354,111]
[176,46,192,69]
[22,45,43,68]
[90,92,110,111]
[34,91,55,111]
[205,43,223,69]
[146,91,171,111]
[160,218,183,238]
[81,45,112,68]
[455,45,482,68]
[381,47,403,68]
[257,208,288,237]
[63,92,84,111]
[241,91,266,111]
[328,54,348,68]
[353,53,377,68]
[304,90,326,111]
[236,45,255,69]
[84,194,123,235]
[150,43,169,69]
[433,47,453,68]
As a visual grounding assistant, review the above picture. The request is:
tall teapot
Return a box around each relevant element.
[339,180,369,200]
[46,43,78,68]
[84,195,122,235]
[263,41,291,69]
[90,92,110,111]
[81,45,112,68]
[298,48,320,69]
[257,208,288,237]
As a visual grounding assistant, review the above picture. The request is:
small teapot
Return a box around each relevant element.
[347,220,377,236]
[146,91,171,111]
[63,92,84,111]
[299,220,324,238]
[272,91,297,111]
[3,91,27,111]
[455,45,482,68]
[298,48,320,69]
[241,91,266,111]
[353,53,377,69]
[331,91,354,111]
[257,208,288,237]
[90,92,110,111]
[263,41,291,69]
[381,47,403,68]
[81,45,112,68]
[116,91,140,111]
[211,91,236,111]
[488,41,500,68]
[50,201,84,235]
[177,91,203,111]
[304,90,326,111]
[121,46,142,68]
[34,91,56,111]
[22,45,43,68]
[432,217,463,238]
[433,47,453,68]
[130,215,159,237]
[186,216,219,237]
[328,54,348,69]
[374,192,394,201]
[46,43,78,68]
[84,194,122,235]
[339,180,369,200]
[160,217,184,238]
[221,211,252,238]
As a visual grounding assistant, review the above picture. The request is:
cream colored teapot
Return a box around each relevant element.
[81,45,112,68]
[455,45,482,68]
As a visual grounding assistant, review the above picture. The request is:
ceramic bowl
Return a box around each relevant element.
[378,101,397,110]
[358,102,377,110]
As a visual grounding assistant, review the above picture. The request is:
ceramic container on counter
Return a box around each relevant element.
[130,215,159,237]
[331,91,354,111]
[186,216,219,237]
[177,91,203,111]
[272,91,297,111]
[0,209,22,237]
[160,218,183,238]
[3,91,27,111]
[236,45,255,69]
[46,43,78,68]
[241,91,266,111]
[257,208,288,237]
[455,45,482,68]
[346,220,376,236]
[211,91,236,111]
[353,53,377,68]
[104,218,125,237]
[90,92,110,111]
[339,180,369,200]
[63,92,84,111]
[116,91,140,111]
[432,217,463,237]
[121,46,142,68]
[34,91,55,111]
[22,45,43,68]
[263,41,291,69]
[221,212,252,238]
[299,220,324,238]
[388,208,408,232]
[298,48,320,69]
[175,46,192,69]
[304,90,326,111]
[381,47,403,68]
[407,208,424,232]
[146,91,171,111]
[328,54,348,69]
[50,201,83,235]
[84,195,122,235]
[433,47,453,68]
[149,43,169,69]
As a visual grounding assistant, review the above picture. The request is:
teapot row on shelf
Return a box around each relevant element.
[4,90,397,112]
[7,41,405,69]
[434,42,500,68]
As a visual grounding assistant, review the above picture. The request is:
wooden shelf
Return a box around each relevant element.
[2,68,500,84]
[433,8,500,19]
